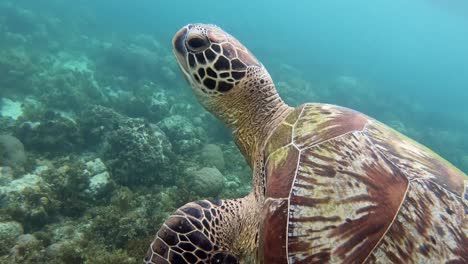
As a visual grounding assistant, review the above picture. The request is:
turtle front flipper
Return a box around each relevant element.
[145,195,258,264]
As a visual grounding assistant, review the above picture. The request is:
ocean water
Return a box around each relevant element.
[0,0,466,263]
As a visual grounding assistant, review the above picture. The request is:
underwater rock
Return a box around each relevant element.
[15,233,40,249]
[0,221,23,255]
[200,144,225,171]
[15,111,83,155]
[85,158,107,175]
[103,118,174,186]
[187,167,225,197]
[0,221,23,239]
[0,171,56,229]
[0,134,27,169]
[111,82,171,122]
[87,172,111,196]
[0,49,37,96]
[0,166,14,185]
[223,173,251,198]
[0,173,42,195]
[0,98,23,120]
[158,115,207,153]
[45,240,79,261]
[84,158,113,199]
[80,105,126,146]
[0,117,15,134]
[35,52,106,111]
[8,233,41,261]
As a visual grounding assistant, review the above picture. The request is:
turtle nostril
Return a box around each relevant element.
[186,36,208,51]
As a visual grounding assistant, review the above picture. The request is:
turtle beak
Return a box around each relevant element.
[173,25,197,87]
[173,25,189,55]
[172,25,191,72]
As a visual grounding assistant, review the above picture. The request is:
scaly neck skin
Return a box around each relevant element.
[224,193,260,262]
[195,69,292,261]
[202,68,292,168]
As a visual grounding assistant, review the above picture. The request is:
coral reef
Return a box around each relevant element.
[15,111,83,155]
[36,52,106,111]
[186,167,225,197]
[0,2,251,262]
[0,134,27,169]
[84,158,113,200]
[0,221,23,255]
[200,144,225,171]
[103,118,175,186]
[0,49,37,97]
[0,98,23,120]
[158,115,207,153]
[0,169,57,230]
[79,105,126,146]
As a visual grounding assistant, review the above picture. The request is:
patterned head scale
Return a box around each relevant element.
[173,24,260,95]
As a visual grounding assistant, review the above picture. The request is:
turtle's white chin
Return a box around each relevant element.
[178,64,206,97]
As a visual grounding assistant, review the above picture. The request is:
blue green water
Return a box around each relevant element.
[0,0,466,263]
[74,0,468,166]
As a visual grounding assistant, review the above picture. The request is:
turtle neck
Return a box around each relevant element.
[201,68,293,168]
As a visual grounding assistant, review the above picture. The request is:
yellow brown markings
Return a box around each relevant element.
[284,105,305,125]
[367,180,468,263]
[288,132,408,264]
[264,122,293,155]
[365,120,467,196]
[265,144,300,198]
[293,104,369,150]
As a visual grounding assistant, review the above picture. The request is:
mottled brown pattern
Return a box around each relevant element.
[259,198,288,264]
[288,132,408,264]
[265,144,299,198]
[283,105,305,125]
[367,180,468,263]
[365,120,466,196]
[264,122,293,155]
[293,104,369,149]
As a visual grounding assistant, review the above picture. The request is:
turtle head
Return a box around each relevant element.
[173,24,261,97]
[173,24,290,165]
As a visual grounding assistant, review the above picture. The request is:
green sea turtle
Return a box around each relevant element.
[145,24,468,264]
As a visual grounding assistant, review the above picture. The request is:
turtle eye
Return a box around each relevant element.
[186,36,209,52]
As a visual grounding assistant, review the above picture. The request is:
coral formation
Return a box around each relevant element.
[0,221,23,255]
[79,105,126,146]
[158,115,207,153]
[200,144,225,171]
[0,98,23,120]
[15,111,83,155]
[0,169,57,230]
[0,134,27,169]
[84,158,114,199]
[103,118,175,186]
[186,167,225,197]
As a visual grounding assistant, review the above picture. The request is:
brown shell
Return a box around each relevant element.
[260,103,467,263]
